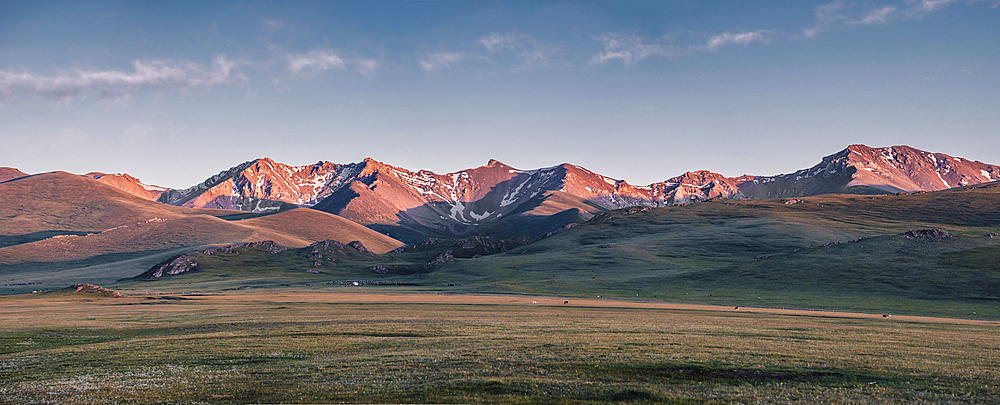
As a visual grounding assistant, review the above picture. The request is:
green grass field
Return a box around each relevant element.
[1,292,997,404]
[108,185,1000,320]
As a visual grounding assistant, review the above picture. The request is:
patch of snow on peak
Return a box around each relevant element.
[936,170,951,188]
[141,184,169,191]
[982,170,994,182]
[449,201,469,222]
[500,180,529,207]
[468,209,493,221]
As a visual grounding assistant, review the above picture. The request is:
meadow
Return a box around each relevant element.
[2,291,998,404]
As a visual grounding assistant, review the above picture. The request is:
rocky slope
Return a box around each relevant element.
[739,145,1000,198]
[150,144,999,241]
[156,157,356,211]
[86,172,170,201]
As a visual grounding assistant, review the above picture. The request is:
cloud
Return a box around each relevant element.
[905,0,960,14]
[261,18,286,33]
[0,55,245,104]
[285,50,379,76]
[701,31,775,51]
[477,32,553,71]
[417,32,555,73]
[479,32,527,52]
[590,33,673,65]
[591,30,774,65]
[805,0,994,37]
[853,6,897,24]
[418,52,466,72]
[804,1,844,37]
[805,2,903,37]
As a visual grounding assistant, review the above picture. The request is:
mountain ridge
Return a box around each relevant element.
[5,144,998,242]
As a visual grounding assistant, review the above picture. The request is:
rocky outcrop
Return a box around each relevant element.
[65,283,123,298]
[423,250,455,270]
[143,241,288,278]
[145,254,199,278]
[213,241,288,254]
[903,229,952,238]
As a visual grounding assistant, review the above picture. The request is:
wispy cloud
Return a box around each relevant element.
[804,2,901,37]
[701,31,776,51]
[285,50,379,77]
[804,0,993,37]
[261,18,286,33]
[477,32,553,71]
[0,55,245,104]
[418,32,555,73]
[853,6,898,24]
[905,0,960,14]
[590,33,673,65]
[591,30,774,65]
[418,52,466,72]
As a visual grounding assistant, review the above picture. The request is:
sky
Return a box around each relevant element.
[1,0,998,188]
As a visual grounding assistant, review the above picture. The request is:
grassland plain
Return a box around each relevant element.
[113,184,1000,320]
[1,292,998,404]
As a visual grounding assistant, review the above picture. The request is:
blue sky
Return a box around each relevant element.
[1,0,998,188]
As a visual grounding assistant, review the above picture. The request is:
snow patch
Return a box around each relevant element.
[500,180,529,207]
[449,201,468,222]
[936,170,951,188]
[982,170,994,181]
[468,209,493,221]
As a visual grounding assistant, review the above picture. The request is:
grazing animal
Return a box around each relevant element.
[564,301,569,304]
[734,306,739,310]
[882,314,891,318]
[532,301,537,304]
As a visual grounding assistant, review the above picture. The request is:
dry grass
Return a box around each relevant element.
[2,292,998,404]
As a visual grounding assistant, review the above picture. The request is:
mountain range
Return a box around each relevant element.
[3,143,1000,317]
[18,144,995,242]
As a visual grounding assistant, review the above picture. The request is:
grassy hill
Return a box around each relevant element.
[0,173,402,294]
[114,182,1000,319]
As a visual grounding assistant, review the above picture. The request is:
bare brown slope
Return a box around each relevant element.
[0,172,238,235]
[0,173,403,264]
[86,172,168,201]
[238,208,403,254]
[0,167,28,183]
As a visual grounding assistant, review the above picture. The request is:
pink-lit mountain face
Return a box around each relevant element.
[156,158,357,212]
[85,172,170,202]
[22,144,992,242]
[738,145,1000,198]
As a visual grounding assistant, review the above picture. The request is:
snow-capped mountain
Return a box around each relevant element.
[156,157,359,212]
[739,145,1000,198]
[135,144,999,241]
